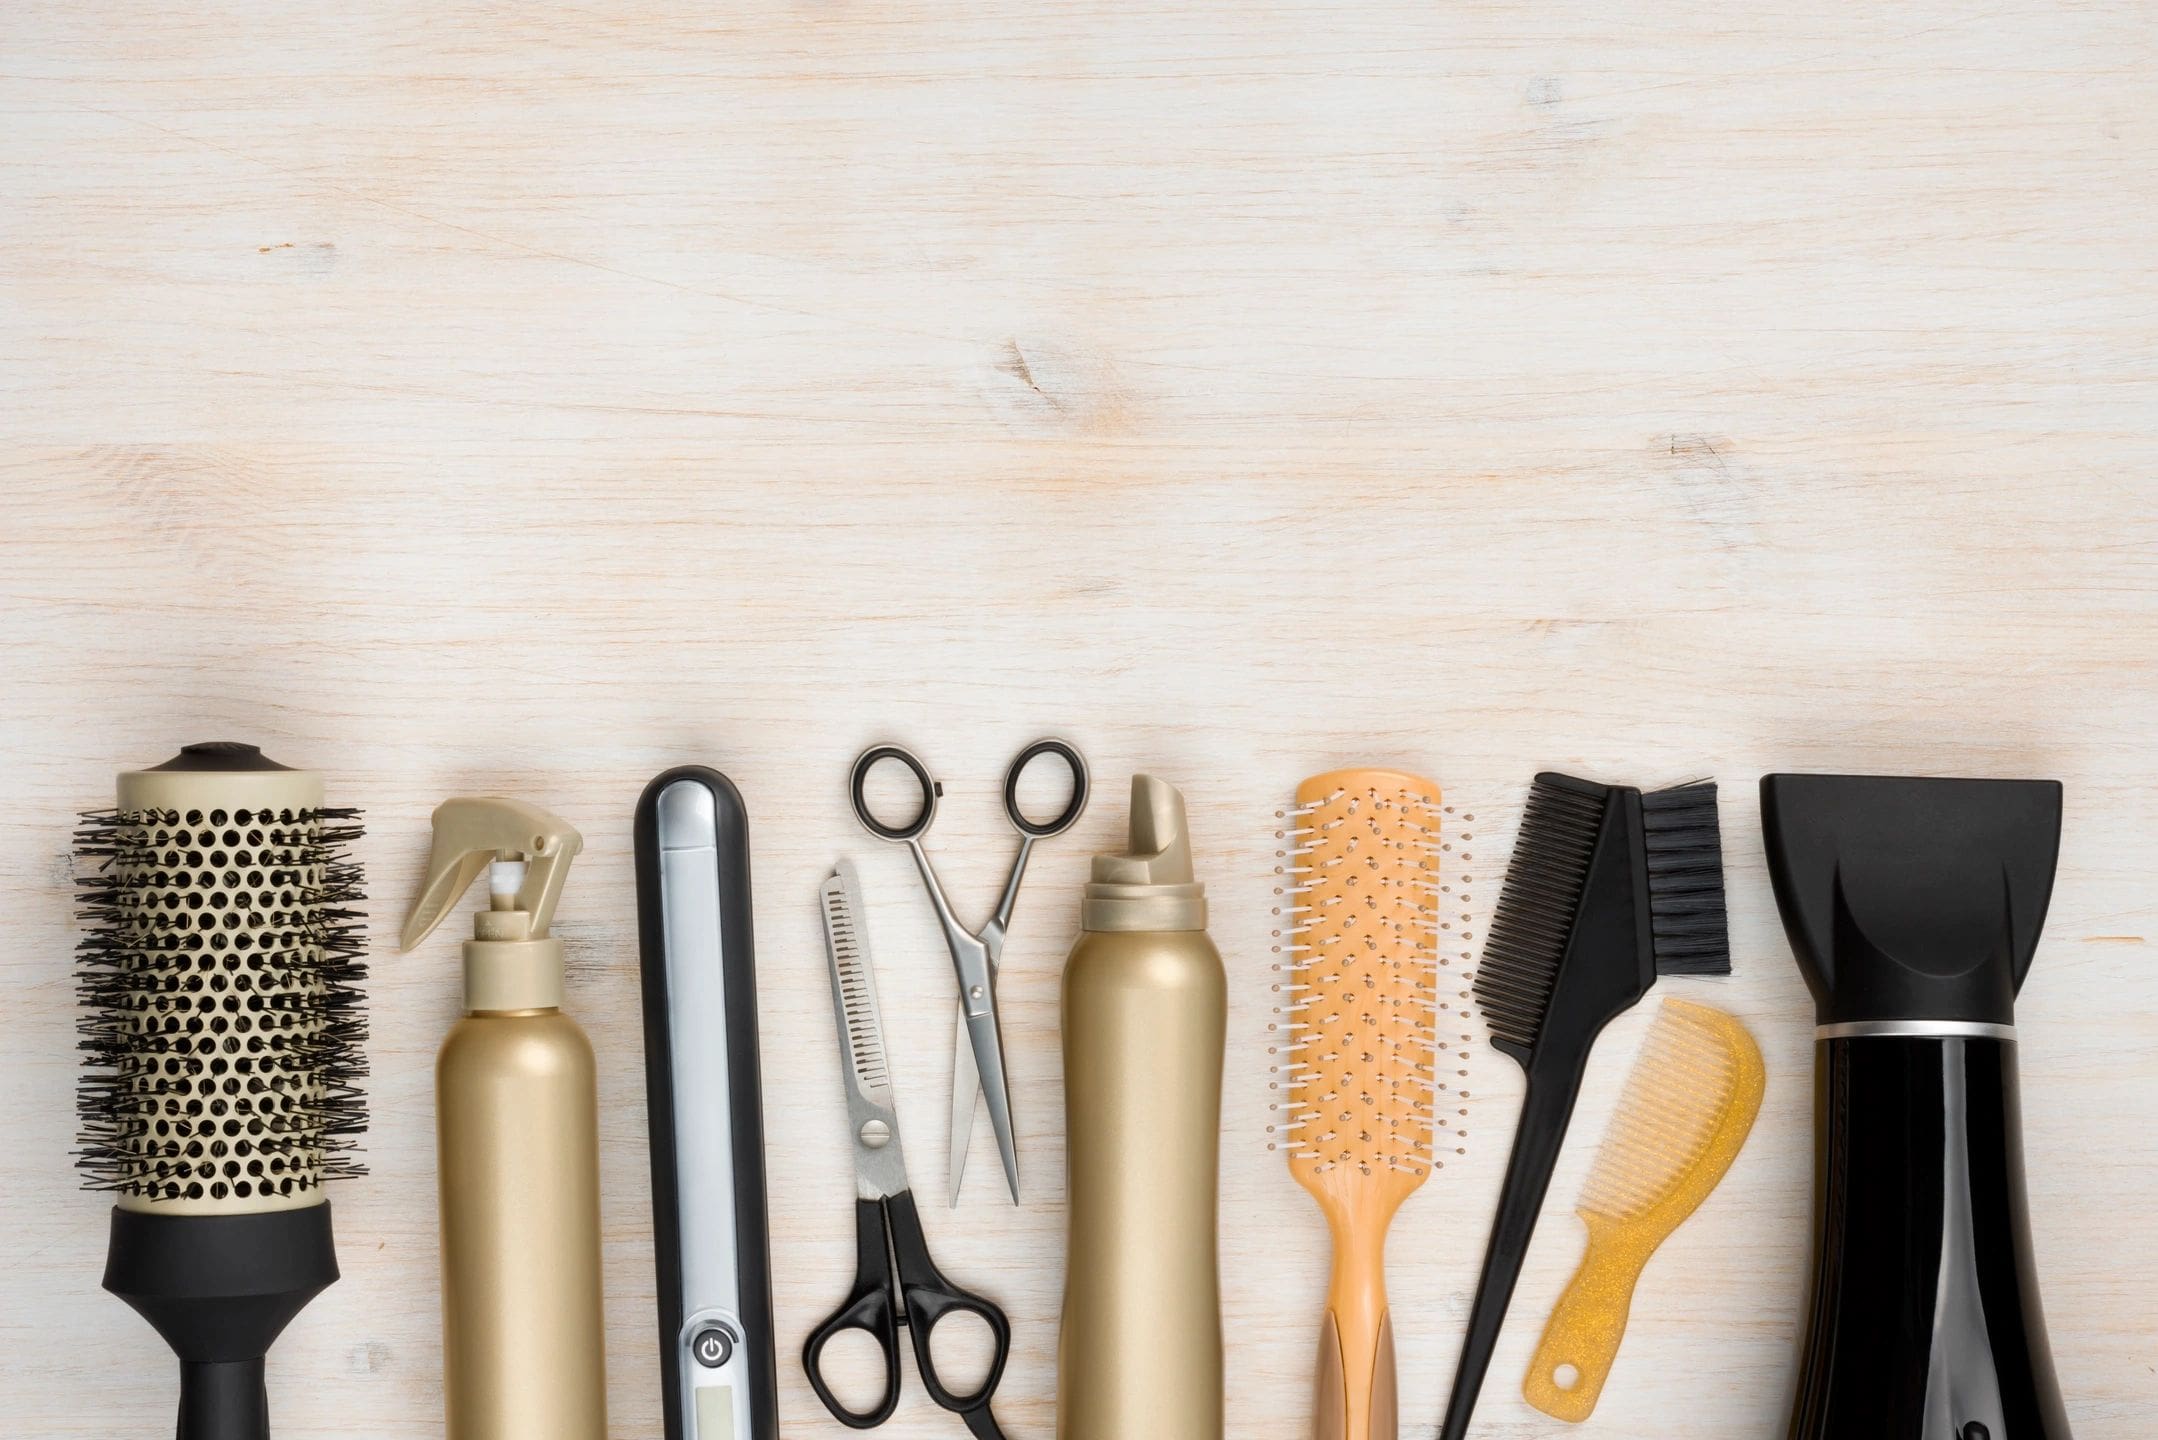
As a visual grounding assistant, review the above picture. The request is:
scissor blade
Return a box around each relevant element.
[948,1002,976,1206]
[821,862,912,1202]
[821,862,894,1111]
[966,1003,1020,1205]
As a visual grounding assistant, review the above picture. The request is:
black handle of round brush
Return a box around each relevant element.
[1437,1067,1585,1440]
[103,1206,339,1440]
[178,1358,270,1440]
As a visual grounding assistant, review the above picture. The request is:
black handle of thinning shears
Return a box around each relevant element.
[804,1198,904,1428]
[803,1192,1011,1435]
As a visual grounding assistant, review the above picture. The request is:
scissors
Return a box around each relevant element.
[807,861,1012,1440]
[848,738,1090,1205]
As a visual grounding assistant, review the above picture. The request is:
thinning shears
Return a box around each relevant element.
[806,861,1012,1439]
[848,738,1090,1205]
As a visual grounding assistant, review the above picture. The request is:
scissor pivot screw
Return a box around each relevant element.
[860,1118,892,1148]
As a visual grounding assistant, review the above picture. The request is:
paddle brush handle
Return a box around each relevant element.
[1315,1216,1398,1440]
[1438,1072,1580,1440]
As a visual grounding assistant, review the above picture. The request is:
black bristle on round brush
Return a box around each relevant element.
[74,806,369,1192]
[1437,772,1730,1440]
[73,742,368,1440]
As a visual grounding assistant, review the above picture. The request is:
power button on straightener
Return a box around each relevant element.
[693,1324,736,1369]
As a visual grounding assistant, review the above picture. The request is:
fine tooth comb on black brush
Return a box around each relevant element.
[1435,773,1728,1440]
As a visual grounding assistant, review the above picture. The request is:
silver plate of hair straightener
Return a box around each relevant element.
[635,767,778,1440]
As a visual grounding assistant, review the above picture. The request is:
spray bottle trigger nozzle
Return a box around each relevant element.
[400,797,584,950]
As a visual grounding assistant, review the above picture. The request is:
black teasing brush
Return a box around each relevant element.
[1641,780,1731,976]
[1439,769,1728,1440]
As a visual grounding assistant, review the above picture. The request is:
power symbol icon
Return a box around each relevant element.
[692,1326,734,1369]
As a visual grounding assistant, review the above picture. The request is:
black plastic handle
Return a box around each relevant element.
[177,1358,269,1440]
[1789,1037,2073,1438]
[1437,1066,1586,1440]
[850,746,940,842]
[802,1198,904,1429]
[884,1191,1012,1417]
[1000,738,1089,839]
[102,1205,338,1440]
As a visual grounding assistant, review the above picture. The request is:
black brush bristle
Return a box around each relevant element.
[1641,780,1730,975]
[74,805,369,1201]
[1474,776,1606,1052]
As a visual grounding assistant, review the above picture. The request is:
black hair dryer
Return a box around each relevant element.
[1762,774,2075,1440]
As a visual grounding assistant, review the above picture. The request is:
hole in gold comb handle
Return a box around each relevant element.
[1553,1363,1580,1391]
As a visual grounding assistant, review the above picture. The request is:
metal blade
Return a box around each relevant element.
[820,861,909,1200]
[948,1000,976,1205]
[967,1004,1020,1204]
[822,862,893,1107]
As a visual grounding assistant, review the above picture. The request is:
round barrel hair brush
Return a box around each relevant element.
[75,741,367,1440]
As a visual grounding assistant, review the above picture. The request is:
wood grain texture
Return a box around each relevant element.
[2,2,2154,1436]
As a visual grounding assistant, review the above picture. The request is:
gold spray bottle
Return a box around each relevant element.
[1058,775,1225,1440]
[402,798,607,1440]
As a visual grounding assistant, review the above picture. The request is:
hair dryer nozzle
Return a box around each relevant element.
[1760,774,2062,1027]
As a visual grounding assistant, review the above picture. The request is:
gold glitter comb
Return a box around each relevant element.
[1522,996,1764,1421]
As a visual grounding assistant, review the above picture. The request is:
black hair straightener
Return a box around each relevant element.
[635,767,779,1440]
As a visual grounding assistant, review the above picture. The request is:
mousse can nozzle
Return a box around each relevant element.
[1084,775,1207,931]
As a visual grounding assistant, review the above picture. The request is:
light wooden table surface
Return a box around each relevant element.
[5,3,2154,1437]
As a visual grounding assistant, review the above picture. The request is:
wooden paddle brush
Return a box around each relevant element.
[1273,768,1445,1440]
[1523,997,1764,1421]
